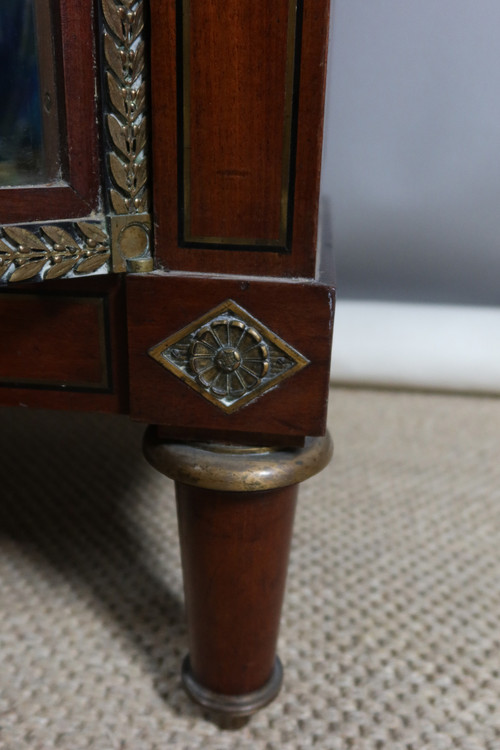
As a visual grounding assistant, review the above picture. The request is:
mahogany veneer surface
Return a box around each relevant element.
[0,278,128,413]
[150,0,331,278]
[126,273,334,439]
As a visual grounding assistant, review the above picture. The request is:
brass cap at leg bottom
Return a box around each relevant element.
[182,655,283,717]
[143,429,333,492]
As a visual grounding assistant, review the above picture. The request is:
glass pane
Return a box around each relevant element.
[0,0,60,186]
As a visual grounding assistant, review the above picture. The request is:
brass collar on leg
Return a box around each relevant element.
[143,429,333,492]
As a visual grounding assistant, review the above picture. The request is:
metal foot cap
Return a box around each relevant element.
[182,655,283,717]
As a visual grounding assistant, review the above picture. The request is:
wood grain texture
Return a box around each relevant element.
[0,295,109,389]
[0,0,100,224]
[126,272,335,439]
[0,277,129,413]
[183,0,289,246]
[150,0,331,277]
[176,482,297,695]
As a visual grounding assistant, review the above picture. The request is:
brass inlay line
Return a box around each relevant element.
[280,0,300,247]
[181,0,299,249]
[182,0,193,244]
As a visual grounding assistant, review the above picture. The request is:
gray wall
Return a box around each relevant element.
[320,0,500,305]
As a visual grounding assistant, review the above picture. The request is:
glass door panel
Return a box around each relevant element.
[0,0,61,187]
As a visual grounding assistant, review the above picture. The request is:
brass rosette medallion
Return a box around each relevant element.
[148,300,309,413]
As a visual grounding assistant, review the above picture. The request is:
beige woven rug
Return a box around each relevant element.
[1,388,500,749]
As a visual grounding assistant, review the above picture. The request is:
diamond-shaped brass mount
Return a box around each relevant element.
[148,299,310,413]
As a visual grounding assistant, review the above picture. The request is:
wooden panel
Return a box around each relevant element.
[0,295,109,389]
[126,272,335,439]
[0,277,129,413]
[0,0,100,224]
[181,0,295,249]
[150,0,330,278]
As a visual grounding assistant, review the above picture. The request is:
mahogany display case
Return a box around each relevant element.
[0,0,335,717]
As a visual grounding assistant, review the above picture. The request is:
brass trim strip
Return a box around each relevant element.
[182,0,192,243]
[280,0,300,247]
[181,0,300,249]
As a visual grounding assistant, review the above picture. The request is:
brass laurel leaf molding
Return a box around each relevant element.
[0,221,111,284]
[102,0,153,273]
[0,1,152,285]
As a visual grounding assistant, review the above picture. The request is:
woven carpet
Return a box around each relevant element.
[1,388,500,749]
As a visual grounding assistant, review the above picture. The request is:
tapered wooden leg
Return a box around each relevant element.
[176,482,297,711]
[143,430,332,716]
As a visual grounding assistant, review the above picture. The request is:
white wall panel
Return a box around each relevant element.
[331,301,500,393]
[321,1,500,306]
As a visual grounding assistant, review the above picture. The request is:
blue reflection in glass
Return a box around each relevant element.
[0,0,44,185]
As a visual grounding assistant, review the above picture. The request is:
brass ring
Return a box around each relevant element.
[143,428,333,492]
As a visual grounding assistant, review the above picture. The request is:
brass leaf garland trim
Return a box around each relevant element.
[0,222,110,283]
[0,0,152,284]
[103,0,150,213]
[103,0,153,272]
[102,0,153,272]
